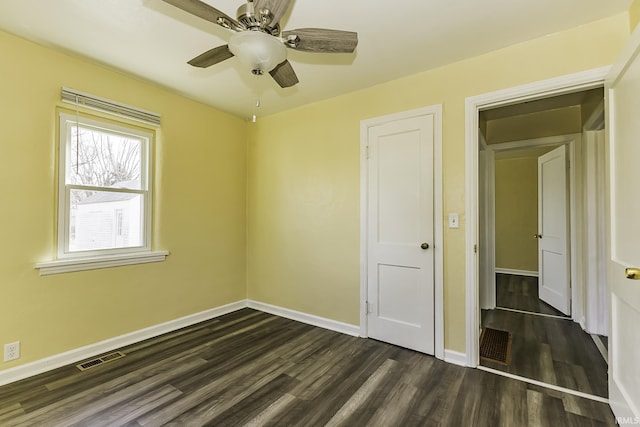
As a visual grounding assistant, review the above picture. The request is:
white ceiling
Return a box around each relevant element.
[0,0,631,118]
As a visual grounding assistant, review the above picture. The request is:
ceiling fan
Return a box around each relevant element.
[162,0,358,88]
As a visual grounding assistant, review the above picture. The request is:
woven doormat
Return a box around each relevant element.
[480,328,511,365]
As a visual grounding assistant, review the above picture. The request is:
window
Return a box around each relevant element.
[58,112,151,257]
[36,111,167,275]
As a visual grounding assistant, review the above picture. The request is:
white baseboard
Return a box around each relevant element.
[444,349,468,367]
[590,334,608,365]
[579,316,587,331]
[495,268,539,278]
[247,300,360,337]
[0,300,247,387]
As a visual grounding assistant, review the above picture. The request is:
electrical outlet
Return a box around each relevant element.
[4,341,20,362]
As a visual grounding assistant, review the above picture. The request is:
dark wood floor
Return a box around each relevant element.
[0,309,615,426]
[481,309,609,398]
[496,273,568,317]
[487,274,608,398]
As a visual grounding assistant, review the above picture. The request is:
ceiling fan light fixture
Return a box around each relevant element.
[228,30,286,75]
[162,0,358,88]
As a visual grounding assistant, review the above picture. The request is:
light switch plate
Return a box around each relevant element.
[448,213,459,229]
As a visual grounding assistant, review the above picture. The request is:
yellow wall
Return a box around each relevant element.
[0,30,247,369]
[495,158,539,272]
[247,14,629,352]
[631,0,640,31]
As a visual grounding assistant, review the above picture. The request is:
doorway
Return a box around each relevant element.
[465,68,610,398]
[480,134,578,317]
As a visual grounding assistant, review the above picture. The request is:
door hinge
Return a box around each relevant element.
[365,301,372,314]
[474,244,478,254]
[365,146,371,159]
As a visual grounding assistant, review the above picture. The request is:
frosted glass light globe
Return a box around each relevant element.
[228,31,287,75]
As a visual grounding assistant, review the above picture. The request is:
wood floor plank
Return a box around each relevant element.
[367,381,418,426]
[73,384,183,427]
[446,368,495,426]
[496,373,528,426]
[244,393,298,426]
[0,308,616,426]
[538,343,557,385]
[325,358,397,427]
[0,403,24,423]
[406,360,466,422]
[201,373,298,427]
[527,389,546,427]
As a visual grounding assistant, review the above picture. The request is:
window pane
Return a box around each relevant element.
[68,125,142,190]
[69,189,143,252]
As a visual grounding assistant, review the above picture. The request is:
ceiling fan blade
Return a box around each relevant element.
[187,45,234,68]
[161,0,243,31]
[282,28,358,53]
[269,60,299,88]
[253,0,293,27]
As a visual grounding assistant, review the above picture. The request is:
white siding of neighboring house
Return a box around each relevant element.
[72,196,141,251]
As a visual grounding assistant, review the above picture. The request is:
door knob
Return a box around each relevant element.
[533,234,542,239]
[625,268,640,280]
[420,243,430,250]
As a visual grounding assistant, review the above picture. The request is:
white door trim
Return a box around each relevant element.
[360,105,444,360]
[465,66,609,367]
[582,129,608,335]
[479,142,496,311]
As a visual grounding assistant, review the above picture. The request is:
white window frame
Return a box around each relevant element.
[36,111,167,275]
[57,112,152,258]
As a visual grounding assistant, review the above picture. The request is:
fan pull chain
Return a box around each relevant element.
[252,98,260,123]
[250,72,264,123]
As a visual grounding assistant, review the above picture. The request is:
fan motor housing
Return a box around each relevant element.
[237,3,280,35]
[237,4,259,28]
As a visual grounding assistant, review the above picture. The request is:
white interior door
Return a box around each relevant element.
[366,113,435,355]
[537,146,571,315]
[606,24,640,420]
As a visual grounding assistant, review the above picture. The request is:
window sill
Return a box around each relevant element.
[35,251,169,276]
